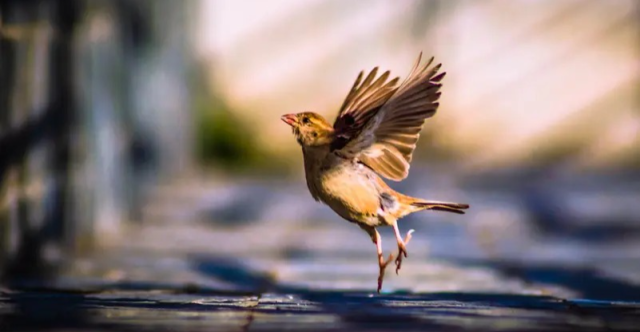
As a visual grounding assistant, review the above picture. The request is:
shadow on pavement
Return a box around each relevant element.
[189,254,640,331]
[3,254,639,331]
[451,259,640,302]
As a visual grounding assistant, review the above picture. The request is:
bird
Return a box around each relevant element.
[280,53,469,293]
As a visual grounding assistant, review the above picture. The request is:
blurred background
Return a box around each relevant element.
[1,0,640,300]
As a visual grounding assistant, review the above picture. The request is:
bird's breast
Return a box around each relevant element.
[313,158,382,225]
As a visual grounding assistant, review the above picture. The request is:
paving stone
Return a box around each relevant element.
[3,176,640,331]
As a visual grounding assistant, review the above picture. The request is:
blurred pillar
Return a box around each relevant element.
[0,0,196,278]
[0,0,80,277]
[74,0,195,232]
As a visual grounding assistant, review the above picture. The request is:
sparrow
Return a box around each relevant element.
[281,53,469,292]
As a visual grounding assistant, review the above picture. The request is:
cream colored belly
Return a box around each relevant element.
[315,164,382,226]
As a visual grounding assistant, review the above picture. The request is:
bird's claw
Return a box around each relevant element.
[376,229,415,292]
[395,251,405,274]
[395,229,414,275]
[377,253,394,293]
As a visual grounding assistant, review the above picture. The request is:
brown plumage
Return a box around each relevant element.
[281,53,469,293]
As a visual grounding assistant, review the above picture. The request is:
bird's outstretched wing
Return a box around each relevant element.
[331,66,399,151]
[332,53,445,181]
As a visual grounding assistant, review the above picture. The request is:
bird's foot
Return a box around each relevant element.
[377,252,394,293]
[395,229,414,274]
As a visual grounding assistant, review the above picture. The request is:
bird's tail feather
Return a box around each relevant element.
[410,200,469,215]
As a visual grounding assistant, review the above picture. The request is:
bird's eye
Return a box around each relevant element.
[311,132,318,138]
[302,117,310,124]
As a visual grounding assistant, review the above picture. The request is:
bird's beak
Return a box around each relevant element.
[281,113,297,127]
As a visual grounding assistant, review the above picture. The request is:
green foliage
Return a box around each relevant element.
[193,93,291,175]
[195,98,258,170]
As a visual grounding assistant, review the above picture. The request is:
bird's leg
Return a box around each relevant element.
[393,222,414,274]
[373,229,393,293]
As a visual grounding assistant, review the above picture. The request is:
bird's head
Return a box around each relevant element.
[281,112,334,147]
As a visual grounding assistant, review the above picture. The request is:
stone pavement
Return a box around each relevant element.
[2,172,640,331]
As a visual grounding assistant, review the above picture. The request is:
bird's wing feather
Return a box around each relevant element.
[333,53,445,181]
[331,67,399,152]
